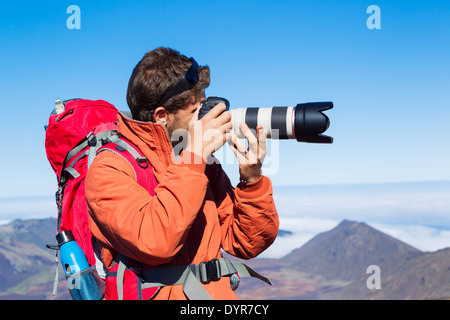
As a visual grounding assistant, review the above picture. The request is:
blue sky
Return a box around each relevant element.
[1,1,450,196]
[0,1,449,254]
[0,1,448,199]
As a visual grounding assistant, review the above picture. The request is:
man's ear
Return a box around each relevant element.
[153,107,168,125]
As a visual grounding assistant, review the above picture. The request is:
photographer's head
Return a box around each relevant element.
[126,47,210,126]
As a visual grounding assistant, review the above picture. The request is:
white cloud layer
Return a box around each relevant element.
[370,222,450,253]
[258,217,340,259]
[0,196,55,223]
[259,181,450,258]
[1,181,449,259]
[258,216,450,259]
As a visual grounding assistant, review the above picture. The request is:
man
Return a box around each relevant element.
[86,47,279,300]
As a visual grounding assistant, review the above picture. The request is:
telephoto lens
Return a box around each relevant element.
[199,97,333,143]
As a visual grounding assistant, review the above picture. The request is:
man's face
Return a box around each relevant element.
[166,90,205,148]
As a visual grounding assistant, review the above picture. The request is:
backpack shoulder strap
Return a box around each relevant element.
[95,136,157,195]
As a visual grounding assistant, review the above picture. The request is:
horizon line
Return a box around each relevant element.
[272,179,450,188]
[1,179,450,200]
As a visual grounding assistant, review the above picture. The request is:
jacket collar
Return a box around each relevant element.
[116,111,175,182]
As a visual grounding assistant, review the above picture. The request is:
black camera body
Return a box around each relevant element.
[198,96,230,119]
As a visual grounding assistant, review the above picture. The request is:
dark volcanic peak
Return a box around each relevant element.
[282,219,421,281]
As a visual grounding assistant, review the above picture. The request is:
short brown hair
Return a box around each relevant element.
[126,47,210,121]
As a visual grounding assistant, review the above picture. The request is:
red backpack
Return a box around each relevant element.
[45,98,158,299]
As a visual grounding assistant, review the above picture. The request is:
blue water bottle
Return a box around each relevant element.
[57,230,102,300]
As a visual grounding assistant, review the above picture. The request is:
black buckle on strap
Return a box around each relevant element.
[199,259,221,284]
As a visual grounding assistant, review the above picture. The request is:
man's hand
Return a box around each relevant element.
[184,103,232,162]
[228,123,267,183]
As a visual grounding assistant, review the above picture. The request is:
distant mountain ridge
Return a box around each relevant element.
[283,220,420,281]
[0,218,75,299]
[229,220,450,300]
[0,218,449,299]
[0,218,56,247]
[0,218,59,299]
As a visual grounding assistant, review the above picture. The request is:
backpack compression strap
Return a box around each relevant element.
[115,255,271,300]
[61,130,118,181]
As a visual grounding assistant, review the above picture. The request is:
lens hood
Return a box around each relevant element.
[294,102,333,143]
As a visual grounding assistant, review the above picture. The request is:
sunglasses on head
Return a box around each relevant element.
[157,58,199,106]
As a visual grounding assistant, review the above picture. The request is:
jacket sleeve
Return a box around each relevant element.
[86,150,208,266]
[207,162,279,259]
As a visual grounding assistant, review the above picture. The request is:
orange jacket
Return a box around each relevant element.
[86,112,279,299]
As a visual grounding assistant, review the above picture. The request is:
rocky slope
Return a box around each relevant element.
[0,218,449,300]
